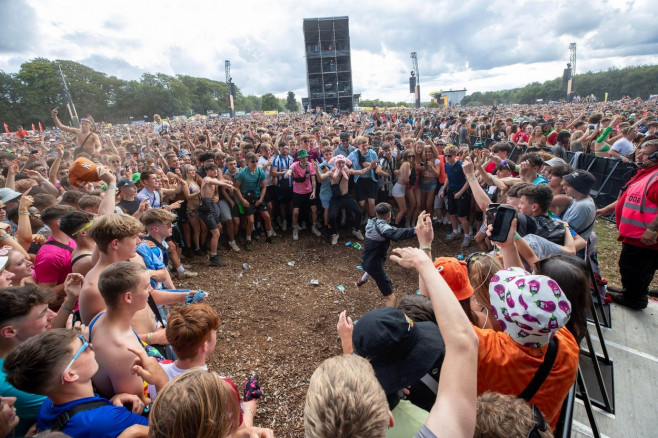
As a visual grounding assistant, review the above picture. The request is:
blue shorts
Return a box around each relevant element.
[420,178,438,192]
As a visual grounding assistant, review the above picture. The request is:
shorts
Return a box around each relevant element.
[173,200,188,224]
[265,185,277,203]
[217,199,232,222]
[392,182,406,198]
[355,177,377,201]
[445,189,471,218]
[419,178,438,193]
[241,200,268,216]
[278,185,293,203]
[292,192,314,209]
[320,193,332,210]
[198,198,220,230]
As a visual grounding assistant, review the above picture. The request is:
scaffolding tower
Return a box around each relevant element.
[302,17,356,113]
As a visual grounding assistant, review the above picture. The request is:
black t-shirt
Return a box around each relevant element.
[118,199,141,215]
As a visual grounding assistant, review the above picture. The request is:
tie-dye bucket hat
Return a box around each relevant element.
[489,267,571,348]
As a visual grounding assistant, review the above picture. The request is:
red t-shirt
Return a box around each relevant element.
[615,167,658,250]
[512,131,529,143]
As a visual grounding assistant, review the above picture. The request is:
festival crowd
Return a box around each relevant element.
[1,95,657,437]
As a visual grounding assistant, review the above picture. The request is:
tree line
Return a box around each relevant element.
[0,58,298,128]
[461,65,658,106]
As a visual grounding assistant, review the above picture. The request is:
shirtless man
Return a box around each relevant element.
[199,162,234,266]
[80,214,191,344]
[317,154,376,245]
[88,261,153,403]
[51,109,102,157]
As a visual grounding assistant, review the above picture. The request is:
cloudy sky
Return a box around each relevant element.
[2,0,657,103]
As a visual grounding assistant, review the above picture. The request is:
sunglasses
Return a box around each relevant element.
[302,140,310,143]
[60,334,92,384]
[250,160,258,164]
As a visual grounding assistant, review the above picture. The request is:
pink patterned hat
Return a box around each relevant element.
[489,267,571,348]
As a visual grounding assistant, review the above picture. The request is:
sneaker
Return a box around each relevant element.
[331,233,339,245]
[229,241,240,252]
[300,222,307,230]
[209,255,227,267]
[177,269,199,279]
[457,224,463,233]
[292,227,299,241]
[311,224,322,237]
[270,229,278,237]
[352,228,365,240]
[244,240,253,251]
[356,277,368,287]
[251,231,261,241]
[266,235,275,244]
[446,232,461,241]
[194,248,205,258]
[281,219,288,231]
[461,235,471,248]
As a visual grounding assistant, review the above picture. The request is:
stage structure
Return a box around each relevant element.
[303,16,356,113]
[430,89,467,107]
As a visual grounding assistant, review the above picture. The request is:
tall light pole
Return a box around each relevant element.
[411,52,420,108]
[225,60,235,118]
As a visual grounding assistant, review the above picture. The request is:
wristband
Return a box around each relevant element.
[61,303,73,313]
[514,233,520,241]
[18,211,30,215]
[242,407,254,415]
[419,244,431,251]
[0,234,10,240]
[467,176,477,182]
[146,332,153,344]
[107,185,117,190]
[646,228,657,234]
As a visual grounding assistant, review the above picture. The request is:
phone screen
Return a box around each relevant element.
[490,206,517,242]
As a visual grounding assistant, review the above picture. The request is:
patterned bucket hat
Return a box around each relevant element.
[489,267,571,348]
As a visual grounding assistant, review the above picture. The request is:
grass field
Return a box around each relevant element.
[593,219,658,291]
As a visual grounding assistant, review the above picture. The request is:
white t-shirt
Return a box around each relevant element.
[154,121,170,136]
[161,363,208,381]
[257,156,274,186]
[611,138,634,157]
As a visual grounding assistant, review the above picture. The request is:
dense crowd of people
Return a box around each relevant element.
[1,96,657,437]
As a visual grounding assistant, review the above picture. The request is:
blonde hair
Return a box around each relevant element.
[304,354,389,438]
[444,145,459,156]
[88,214,144,253]
[475,392,553,438]
[468,253,503,308]
[149,369,240,438]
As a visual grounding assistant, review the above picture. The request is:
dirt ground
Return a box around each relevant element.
[173,223,463,437]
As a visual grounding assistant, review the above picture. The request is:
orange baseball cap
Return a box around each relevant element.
[68,157,101,187]
[433,257,474,301]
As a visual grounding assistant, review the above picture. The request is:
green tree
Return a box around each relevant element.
[261,93,282,112]
[285,91,298,112]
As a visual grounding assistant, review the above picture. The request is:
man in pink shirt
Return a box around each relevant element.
[284,149,321,240]
[33,204,77,308]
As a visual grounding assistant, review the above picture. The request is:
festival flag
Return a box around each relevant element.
[38,122,43,132]
[3,123,9,134]
[32,123,36,132]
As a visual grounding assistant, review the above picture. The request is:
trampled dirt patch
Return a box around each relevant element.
[174,224,462,437]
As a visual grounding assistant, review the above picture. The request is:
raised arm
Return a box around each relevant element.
[51,108,77,133]
[390,247,478,438]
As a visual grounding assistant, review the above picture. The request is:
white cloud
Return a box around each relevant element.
[0,0,655,102]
